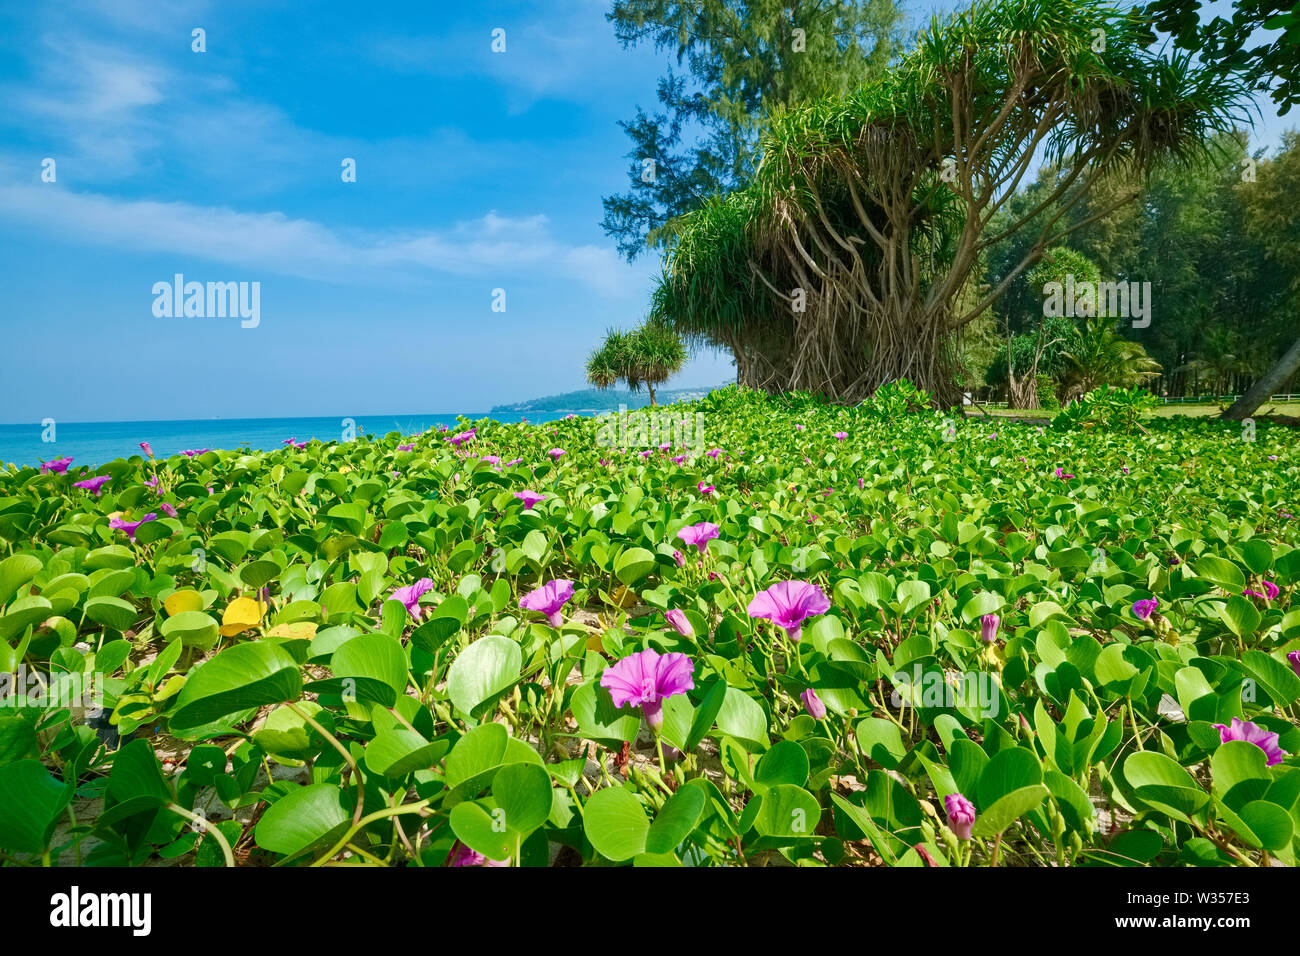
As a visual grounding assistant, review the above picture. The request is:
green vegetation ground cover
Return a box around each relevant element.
[0,385,1297,867]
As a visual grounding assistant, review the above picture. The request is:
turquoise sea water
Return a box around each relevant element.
[0,412,565,468]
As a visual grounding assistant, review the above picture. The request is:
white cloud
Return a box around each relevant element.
[0,181,640,295]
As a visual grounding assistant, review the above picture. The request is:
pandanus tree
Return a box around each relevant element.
[586,320,687,406]
[649,0,1249,404]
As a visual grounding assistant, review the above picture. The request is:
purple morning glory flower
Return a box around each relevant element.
[833,431,848,440]
[677,522,720,554]
[944,793,976,840]
[600,648,695,730]
[73,475,111,496]
[747,581,831,643]
[706,449,721,458]
[181,448,210,457]
[801,687,827,720]
[1288,651,1300,679]
[1263,580,1280,601]
[40,456,73,475]
[981,613,1000,643]
[1132,597,1159,621]
[548,448,566,460]
[1214,717,1288,766]
[448,842,509,867]
[109,513,157,540]
[514,490,547,510]
[665,609,693,638]
[519,579,574,627]
[139,442,154,458]
[159,502,178,518]
[391,578,435,622]
[397,443,414,452]
[697,481,715,496]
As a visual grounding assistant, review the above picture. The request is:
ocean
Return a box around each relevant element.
[0,412,567,469]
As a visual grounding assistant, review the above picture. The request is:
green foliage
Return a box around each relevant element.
[586,319,688,403]
[650,0,1249,402]
[1051,385,1160,433]
[0,386,1296,868]
[859,380,934,421]
[601,0,904,259]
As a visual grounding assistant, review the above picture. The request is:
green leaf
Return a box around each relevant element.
[0,760,72,854]
[970,784,1049,838]
[446,635,522,717]
[584,786,649,862]
[169,642,303,735]
[645,785,706,855]
[255,783,350,859]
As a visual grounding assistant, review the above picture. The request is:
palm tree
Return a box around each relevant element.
[586,320,687,406]
[1058,318,1162,403]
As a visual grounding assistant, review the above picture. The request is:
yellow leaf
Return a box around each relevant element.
[220,596,264,636]
[586,632,605,653]
[163,589,205,616]
[266,622,318,641]
[610,585,636,608]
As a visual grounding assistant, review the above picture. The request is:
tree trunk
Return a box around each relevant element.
[1222,336,1300,421]
[647,384,657,406]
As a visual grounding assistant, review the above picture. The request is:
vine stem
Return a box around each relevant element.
[309,800,433,867]
[167,803,235,867]
[285,701,366,826]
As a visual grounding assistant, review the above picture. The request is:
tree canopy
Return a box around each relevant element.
[648,0,1250,404]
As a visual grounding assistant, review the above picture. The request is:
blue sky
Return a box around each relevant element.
[0,0,1290,423]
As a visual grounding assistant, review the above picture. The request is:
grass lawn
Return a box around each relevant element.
[971,402,1300,419]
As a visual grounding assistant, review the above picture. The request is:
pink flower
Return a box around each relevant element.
[599,648,694,730]
[73,475,111,496]
[670,455,687,464]
[672,549,685,567]
[108,513,157,541]
[398,443,415,452]
[665,609,693,638]
[140,442,154,458]
[1054,467,1075,480]
[747,581,831,643]
[981,613,1000,643]
[697,481,715,496]
[795,424,804,432]
[448,842,509,867]
[40,456,73,475]
[857,477,864,490]
[514,490,547,510]
[548,448,566,460]
[801,687,827,720]
[677,522,720,554]
[505,458,523,467]
[833,432,848,440]
[159,502,178,518]
[1214,717,1288,766]
[519,579,574,627]
[706,449,721,458]
[1288,651,1300,679]
[391,578,435,621]
[640,450,653,459]
[1263,580,1280,601]
[1131,597,1159,621]
[944,793,976,840]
